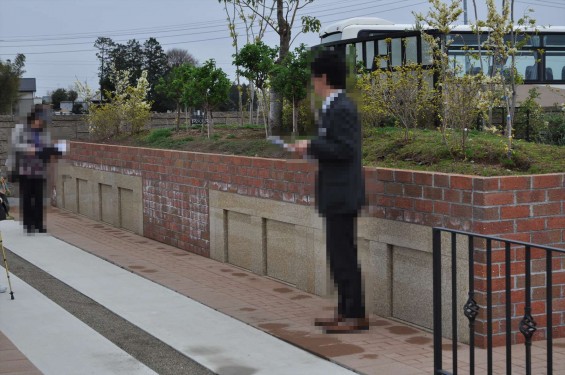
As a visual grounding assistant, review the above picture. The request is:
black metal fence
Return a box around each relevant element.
[433,227,565,375]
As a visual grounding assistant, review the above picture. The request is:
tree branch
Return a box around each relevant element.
[241,1,278,33]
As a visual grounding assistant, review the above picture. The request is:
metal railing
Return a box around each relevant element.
[433,227,565,375]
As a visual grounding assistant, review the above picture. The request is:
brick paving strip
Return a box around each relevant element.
[0,331,42,375]
[40,207,565,375]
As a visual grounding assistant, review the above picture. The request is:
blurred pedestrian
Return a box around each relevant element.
[6,104,62,233]
[290,49,368,333]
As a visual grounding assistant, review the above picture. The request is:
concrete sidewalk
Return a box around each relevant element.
[2,207,564,374]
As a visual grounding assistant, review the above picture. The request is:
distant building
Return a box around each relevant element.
[16,78,36,117]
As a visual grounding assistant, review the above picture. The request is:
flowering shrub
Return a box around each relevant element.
[87,67,152,139]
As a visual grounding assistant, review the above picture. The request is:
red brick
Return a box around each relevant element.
[403,211,424,224]
[548,189,565,202]
[501,233,531,244]
[423,187,443,200]
[533,203,561,216]
[423,213,443,227]
[451,176,473,190]
[533,174,563,189]
[516,190,546,204]
[433,174,450,187]
[363,167,378,180]
[434,201,450,215]
[532,230,562,245]
[377,196,395,207]
[404,185,422,198]
[287,161,311,172]
[395,197,414,209]
[414,199,433,213]
[462,191,473,204]
[501,205,531,219]
[547,217,565,229]
[385,208,404,221]
[283,171,295,182]
[473,220,514,235]
[444,189,462,203]
[451,204,473,218]
[384,182,403,195]
[516,218,545,232]
[499,176,531,190]
[365,180,384,194]
[251,158,274,168]
[377,168,394,181]
[413,172,433,186]
[475,192,515,206]
[394,170,413,183]
[473,206,500,221]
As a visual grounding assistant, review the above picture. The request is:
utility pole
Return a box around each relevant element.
[463,0,468,24]
[100,44,105,102]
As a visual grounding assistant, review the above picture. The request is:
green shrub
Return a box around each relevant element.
[144,128,172,143]
[537,112,565,146]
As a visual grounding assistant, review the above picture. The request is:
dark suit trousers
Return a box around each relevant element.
[19,176,46,232]
[326,213,365,319]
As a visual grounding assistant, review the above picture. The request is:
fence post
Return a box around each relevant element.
[433,228,443,374]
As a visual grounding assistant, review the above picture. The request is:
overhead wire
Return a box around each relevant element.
[1,0,421,46]
[0,0,426,55]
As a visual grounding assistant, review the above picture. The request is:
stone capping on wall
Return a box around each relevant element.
[63,141,565,347]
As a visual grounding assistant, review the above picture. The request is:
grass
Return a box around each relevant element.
[128,126,564,176]
[362,127,564,176]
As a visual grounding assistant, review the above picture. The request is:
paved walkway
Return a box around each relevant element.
[1,207,564,374]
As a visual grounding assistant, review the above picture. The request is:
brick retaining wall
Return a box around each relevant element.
[66,141,564,347]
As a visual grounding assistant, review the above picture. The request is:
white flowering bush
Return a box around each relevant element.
[87,66,152,139]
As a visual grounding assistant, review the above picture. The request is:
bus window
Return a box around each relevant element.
[391,38,402,66]
[421,38,433,65]
[321,32,343,44]
[405,36,418,63]
[544,34,565,47]
[366,41,376,70]
[356,42,364,66]
[504,34,540,47]
[448,33,486,47]
[514,51,538,80]
[545,51,565,80]
[377,39,388,68]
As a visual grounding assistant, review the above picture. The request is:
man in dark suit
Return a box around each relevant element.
[292,49,367,333]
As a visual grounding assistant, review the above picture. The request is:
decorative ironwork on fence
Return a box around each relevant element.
[433,227,564,375]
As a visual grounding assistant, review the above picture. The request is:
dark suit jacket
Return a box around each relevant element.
[307,92,365,216]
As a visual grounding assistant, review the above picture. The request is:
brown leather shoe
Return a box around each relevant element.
[314,315,344,327]
[323,318,370,334]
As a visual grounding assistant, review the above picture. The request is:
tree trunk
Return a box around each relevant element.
[207,106,213,139]
[261,89,269,138]
[188,106,192,131]
[269,0,291,136]
[238,77,244,127]
[269,87,282,136]
[508,0,516,158]
[292,97,298,137]
[249,82,255,125]
[176,102,181,132]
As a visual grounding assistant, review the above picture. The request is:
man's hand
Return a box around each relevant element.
[291,139,309,156]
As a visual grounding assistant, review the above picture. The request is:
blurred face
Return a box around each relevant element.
[31,107,51,129]
[31,119,44,129]
[311,74,328,98]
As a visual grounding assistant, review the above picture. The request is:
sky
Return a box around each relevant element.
[1,0,564,98]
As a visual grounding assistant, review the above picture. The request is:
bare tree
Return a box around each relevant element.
[166,48,198,69]
[219,0,320,135]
